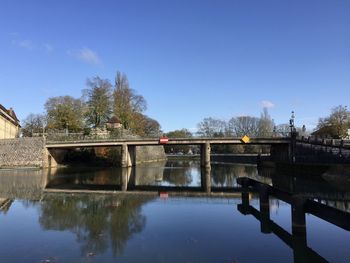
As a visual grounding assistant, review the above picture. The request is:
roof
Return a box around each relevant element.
[106,116,121,124]
[0,104,21,127]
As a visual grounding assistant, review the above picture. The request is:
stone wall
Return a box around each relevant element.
[0,137,44,168]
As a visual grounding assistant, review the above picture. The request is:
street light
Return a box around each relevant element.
[289,111,295,134]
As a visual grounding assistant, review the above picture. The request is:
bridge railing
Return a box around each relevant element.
[297,136,350,148]
[41,129,143,142]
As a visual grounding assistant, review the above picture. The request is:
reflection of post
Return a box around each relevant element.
[291,197,308,263]
[121,167,132,191]
[291,197,307,239]
[259,184,271,233]
[239,178,250,210]
[201,166,211,193]
[201,143,211,168]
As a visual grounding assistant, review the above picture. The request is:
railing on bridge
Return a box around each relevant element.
[35,129,292,143]
[298,136,350,148]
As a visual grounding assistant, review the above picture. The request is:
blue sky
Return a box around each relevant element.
[1,0,349,132]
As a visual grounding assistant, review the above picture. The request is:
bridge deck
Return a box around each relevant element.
[45,137,291,148]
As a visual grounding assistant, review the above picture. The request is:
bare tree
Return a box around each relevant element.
[197,117,226,137]
[113,71,147,130]
[22,113,47,137]
[83,76,112,128]
[258,108,274,137]
[228,116,260,136]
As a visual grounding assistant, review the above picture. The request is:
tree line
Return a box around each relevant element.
[164,105,350,154]
[22,71,161,137]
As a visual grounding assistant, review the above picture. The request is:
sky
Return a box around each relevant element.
[1,0,349,132]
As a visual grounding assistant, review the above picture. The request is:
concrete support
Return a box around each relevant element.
[201,166,211,193]
[121,144,135,167]
[201,142,211,168]
[270,144,291,163]
[128,145,136,166]
[42,148,58,168]
[121,167,132,191]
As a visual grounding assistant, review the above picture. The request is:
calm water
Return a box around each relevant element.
[0,160,350,263]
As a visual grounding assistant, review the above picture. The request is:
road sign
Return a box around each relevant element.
[159,137,169,144]
[241,135,250,143]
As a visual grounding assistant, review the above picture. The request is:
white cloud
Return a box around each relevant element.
[70,47,102,65]
[17,39,33,50]
[43,43,54,52]
[261,100,275,109]
[11,35,54,53]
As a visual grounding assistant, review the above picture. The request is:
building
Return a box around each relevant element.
[0,104,21,139]
[106,116,122,129]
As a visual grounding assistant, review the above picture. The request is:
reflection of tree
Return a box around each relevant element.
[211,164,258,187]
[39,194,153,256]
[163,168,192,186]
[161,160,194,186]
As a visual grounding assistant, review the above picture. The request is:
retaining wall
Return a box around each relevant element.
[0,138,44,168]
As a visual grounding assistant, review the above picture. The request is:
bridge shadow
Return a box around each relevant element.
[237,177,350,263]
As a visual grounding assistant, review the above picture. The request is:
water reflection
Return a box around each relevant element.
[0,168,46,200]
[1,161,350,262]
[39,194,154,256]
[44,161,265,192]
[237,177,350,262]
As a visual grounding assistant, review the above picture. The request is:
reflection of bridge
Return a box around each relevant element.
[237,177,350,263]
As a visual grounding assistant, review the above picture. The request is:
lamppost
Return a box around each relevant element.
[289,111,295,134]
[289,111,296,163]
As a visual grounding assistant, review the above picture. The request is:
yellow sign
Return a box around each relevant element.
[241,135,250,143]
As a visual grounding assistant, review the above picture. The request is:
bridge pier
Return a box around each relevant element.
[121,167,132,191]
[121,144,136,167]
[43,148,57,168]
[201,142,211,168]
[201,166,211,193]
[270,143,292,163]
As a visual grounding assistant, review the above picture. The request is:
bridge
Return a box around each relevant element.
[44,137,291,168]
[43,136,350,168]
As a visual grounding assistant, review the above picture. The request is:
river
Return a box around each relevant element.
[0,160,349,262]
